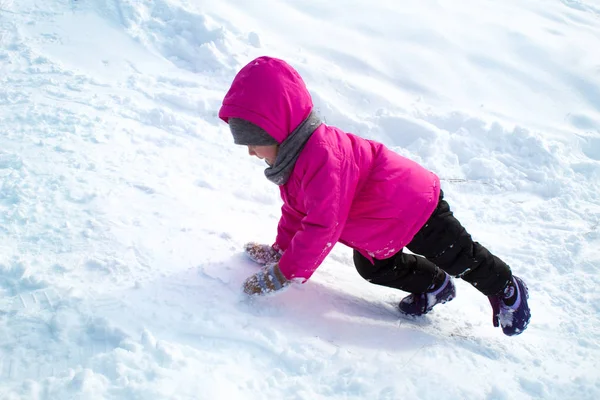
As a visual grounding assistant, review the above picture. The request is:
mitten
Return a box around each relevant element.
[243,263,290,296]
[244,242,282,265]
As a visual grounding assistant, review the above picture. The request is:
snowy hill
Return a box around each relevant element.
[1,0,599,398]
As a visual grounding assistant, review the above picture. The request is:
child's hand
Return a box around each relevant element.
[244,242,282,265]
[243,263,290,296]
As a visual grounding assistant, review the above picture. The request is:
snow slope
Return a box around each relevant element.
[1,0,599,398]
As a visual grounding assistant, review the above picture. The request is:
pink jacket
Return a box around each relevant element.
[220,57,440,281]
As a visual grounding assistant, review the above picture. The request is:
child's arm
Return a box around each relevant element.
[277,144,359,282]
[273,202,303,252]
[242,198,301,266]
[242,144,359,296]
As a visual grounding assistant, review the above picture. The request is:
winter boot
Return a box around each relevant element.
[399,273,456,316]
[488,276,531,336]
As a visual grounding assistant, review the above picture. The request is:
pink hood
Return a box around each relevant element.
[220,57,440,281]
[219,56,312,143]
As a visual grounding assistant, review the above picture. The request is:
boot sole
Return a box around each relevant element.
[399,292,456,316]
[501,276,531,336]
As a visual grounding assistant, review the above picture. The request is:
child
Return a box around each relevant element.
[219,56,531,336]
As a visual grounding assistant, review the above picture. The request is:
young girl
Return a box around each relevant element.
[219,56,531,336]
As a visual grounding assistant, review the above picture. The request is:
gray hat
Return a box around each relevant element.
[228,118,278,146]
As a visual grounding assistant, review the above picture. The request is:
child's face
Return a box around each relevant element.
[247,145,279,165]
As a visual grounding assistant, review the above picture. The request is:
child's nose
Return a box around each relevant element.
[248,147,256,156]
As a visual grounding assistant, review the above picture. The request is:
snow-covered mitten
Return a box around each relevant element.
[243,263,290,296]
[244,242,282,265]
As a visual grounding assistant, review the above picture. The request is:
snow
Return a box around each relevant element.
[1,0,599,398]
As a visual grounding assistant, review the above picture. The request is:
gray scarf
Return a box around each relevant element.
[265,111,322,185]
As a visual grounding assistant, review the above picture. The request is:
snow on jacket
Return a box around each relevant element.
[219,56,440,281]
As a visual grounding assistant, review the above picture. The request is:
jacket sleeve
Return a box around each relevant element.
[277,143,358,281]
[273,202,302,252]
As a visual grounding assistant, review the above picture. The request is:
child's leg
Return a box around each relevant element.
[353,250,445,293]
[407,190,512,296]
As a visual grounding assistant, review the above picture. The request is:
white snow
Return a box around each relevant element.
[1,0,599,398]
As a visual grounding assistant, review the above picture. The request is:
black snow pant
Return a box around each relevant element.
[353,190,512,296]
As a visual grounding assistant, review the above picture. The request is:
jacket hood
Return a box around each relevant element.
[219,56,313,144]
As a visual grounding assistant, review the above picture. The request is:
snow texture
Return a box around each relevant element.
[1,0,599,399]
